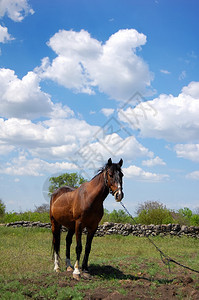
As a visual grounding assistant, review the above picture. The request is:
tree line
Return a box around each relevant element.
[0,172,199,226]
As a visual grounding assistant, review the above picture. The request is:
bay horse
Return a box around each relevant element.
[50,158,124,280]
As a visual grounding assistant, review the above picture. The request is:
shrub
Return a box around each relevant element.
[137,208,173,225]
[136,201,174,225]
[109,209,133,224]
[1,211,50,223]
[0,199,6,217]
[190,214,199,226]
[173,207,196,226]
[100,209,134,224]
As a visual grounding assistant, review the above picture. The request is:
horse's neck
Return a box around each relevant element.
[89,172,109,201]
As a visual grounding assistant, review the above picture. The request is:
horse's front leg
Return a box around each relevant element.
[73,221,82,280]
[82,230,96,278]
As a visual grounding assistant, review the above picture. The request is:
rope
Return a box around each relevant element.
[120,201,199,274]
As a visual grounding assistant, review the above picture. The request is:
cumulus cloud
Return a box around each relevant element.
[0,25,13,43]
[0,0,34,22]
[186,171,199,180]
[118,81,199,143]
[0,117,99,154]
[0,114,156,177]
[0,143,14,155]
[142,156,166,167]
[101,108,114,117]
[0,153,77,176]
[182,81,199,99]
[174,144,199,162]
[80,133,153,165]
[38,29,153,100]
[123,165,169,181]
[0,68,73,119]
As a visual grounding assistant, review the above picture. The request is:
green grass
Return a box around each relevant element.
[0,227,198,299]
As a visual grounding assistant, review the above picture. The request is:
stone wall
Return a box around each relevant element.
[4,221,199,238]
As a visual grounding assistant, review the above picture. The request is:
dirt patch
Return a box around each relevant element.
[13,266,199,299]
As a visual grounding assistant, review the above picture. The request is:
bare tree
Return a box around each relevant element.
[136,201,165,215]
[34,203,50,213]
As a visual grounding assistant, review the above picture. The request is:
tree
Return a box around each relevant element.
[0,199,6,217]
[109,209,133,224]
[48,172,87,195]
[34,203,50,213]
[136,201,173,225]
[136,201,165,215]
[178,207,192,219]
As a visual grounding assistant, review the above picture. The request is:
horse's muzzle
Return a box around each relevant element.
[114,190,124,202]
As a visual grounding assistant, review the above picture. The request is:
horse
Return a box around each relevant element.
[50,158,124,280]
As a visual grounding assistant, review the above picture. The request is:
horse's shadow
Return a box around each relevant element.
[88,264,173,284]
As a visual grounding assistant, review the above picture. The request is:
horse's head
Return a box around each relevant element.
[105,158,124,202]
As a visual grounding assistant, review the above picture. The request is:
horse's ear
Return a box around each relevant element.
[107,158,112,166]
[119,159,123,167]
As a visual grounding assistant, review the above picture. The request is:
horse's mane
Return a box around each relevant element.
[90,163,108,181]
[91,161,122,181]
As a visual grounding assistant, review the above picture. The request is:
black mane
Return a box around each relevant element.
[92,161,122,181]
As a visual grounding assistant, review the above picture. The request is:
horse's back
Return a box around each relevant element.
[51,186,75,201]
[50,186,77,227]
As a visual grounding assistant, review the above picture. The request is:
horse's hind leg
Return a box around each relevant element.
[66,228,74,271]
[51,218,61,272]
[73,221,82,280]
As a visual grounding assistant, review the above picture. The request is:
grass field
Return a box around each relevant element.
[0,226,198,299]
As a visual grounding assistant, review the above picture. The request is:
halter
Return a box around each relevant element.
[104,170,120,196]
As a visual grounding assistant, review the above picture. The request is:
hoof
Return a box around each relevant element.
[82,271,91,280]
[73,273,81,281]
[55,268,61,273]
[67,266,73,272]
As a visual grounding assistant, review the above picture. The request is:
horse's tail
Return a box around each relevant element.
[50,186,75,259]
[50,216,62,260]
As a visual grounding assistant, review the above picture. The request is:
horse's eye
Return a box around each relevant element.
[109,173,113,178]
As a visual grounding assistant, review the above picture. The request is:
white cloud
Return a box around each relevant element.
[0,25,13,43]
[142,156,166,167]
[79,133,153,169]
[160,69,170,75]
[118,81,199,143]
[0,117,94,144]
[0,154,77,176]
[0,68,73,119]
[186,171,199,180]
[123,165,169,181]
[0,0,34,22]
[101,108,114,117]
[0,143,14,155]
[182,81,199,99]
[38,29,153,100]
[0,117,101,161]
[174,144,199,162]
[0,112,158,180]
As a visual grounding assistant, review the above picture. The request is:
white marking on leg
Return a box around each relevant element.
[73,260,80,275]
[54,253,60,271]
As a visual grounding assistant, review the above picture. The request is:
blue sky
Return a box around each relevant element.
[0,0,198,214]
